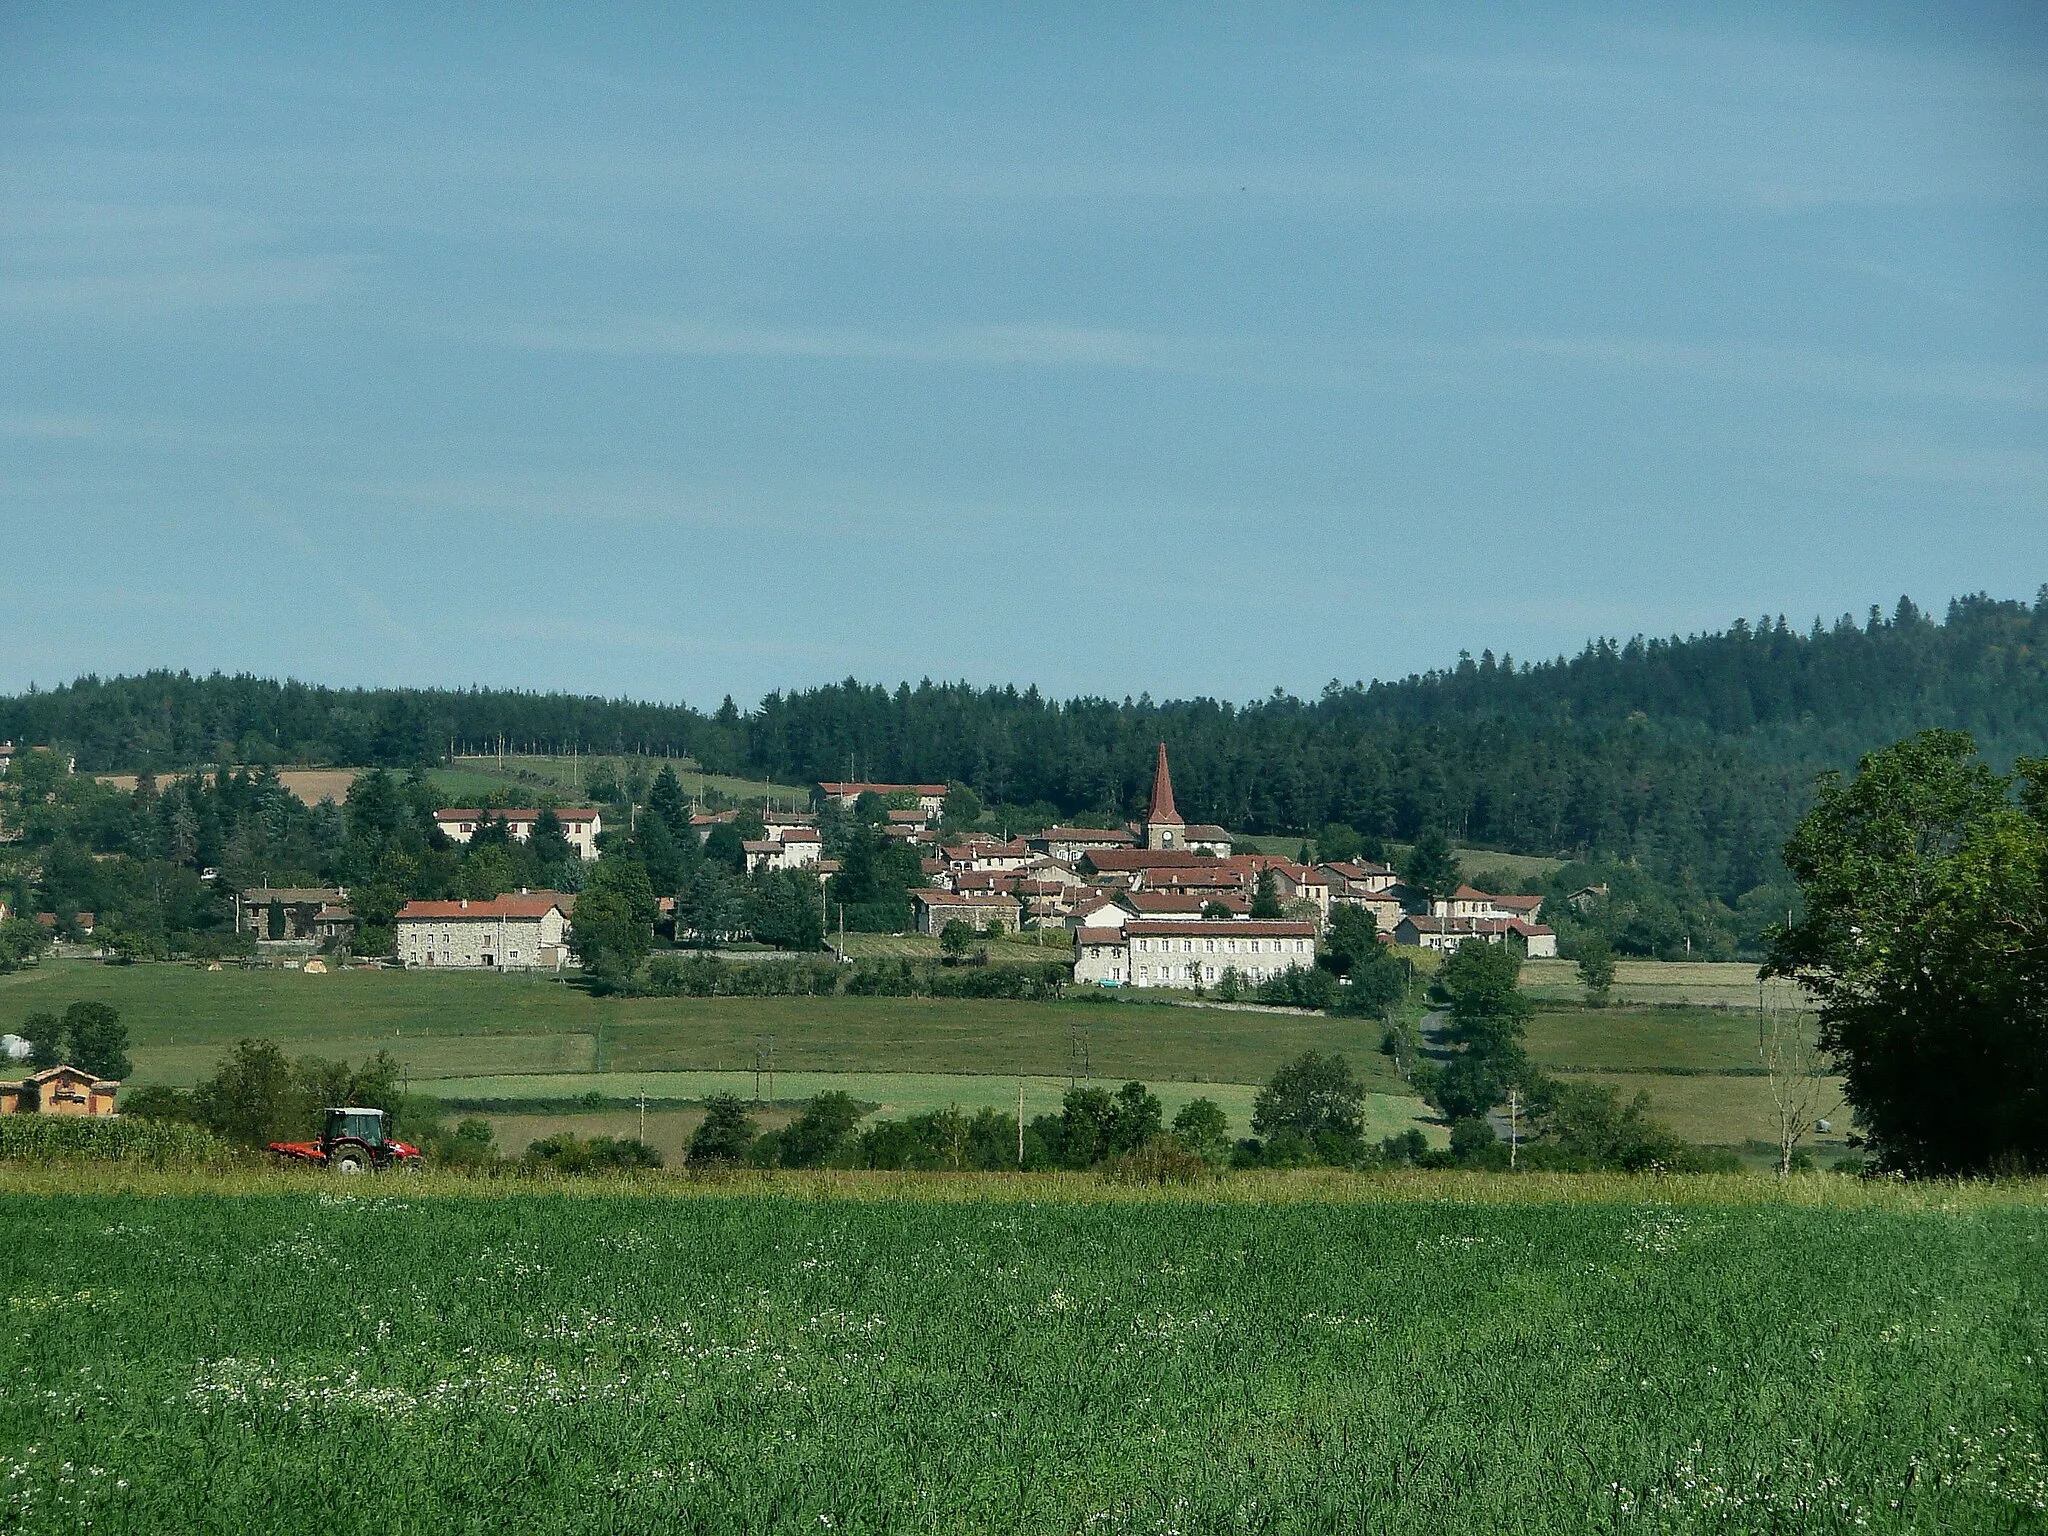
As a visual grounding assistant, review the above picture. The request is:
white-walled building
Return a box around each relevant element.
[434,808,602,861]
[396,892,577,970]
[1073,919,1317,989]
[746,828,823,872]
[1394,914,1558,959]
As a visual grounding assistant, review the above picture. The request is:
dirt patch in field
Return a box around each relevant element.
[94,768,360,805]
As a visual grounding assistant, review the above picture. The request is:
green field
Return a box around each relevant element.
[0,1182,2039,1533]
[829,931,1075,966]
[434,754,812,807]
[1521,958,1805,1009]
[0,960,1411,1115]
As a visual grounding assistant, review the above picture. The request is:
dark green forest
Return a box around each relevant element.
[2,591,2043,961]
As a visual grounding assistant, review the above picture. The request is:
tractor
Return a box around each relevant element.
[269,1107,423,1174]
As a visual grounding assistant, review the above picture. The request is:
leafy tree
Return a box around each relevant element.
[1200,899,1235,920]
[1434,939,1532,1073]
[569,888,646,982]
[745,869,824,951]
[1250,868,1283,919]
[688,1093,758,1165]
[1403,828,1460,909]
[62,1001,130,1079]
[1576,933,1615,1007]
[266,898,286,941]
[1316,823,1363,863]
[702,821,747,873]
[777,1090,862,1167]
[191,1038,301,1146]
[678,863,743,944]
[1531,1080,1690,1171]
[1107,1081,1163,1153]
[1765,730,2048,1175]
[459,843,515,901]
[1252,1052,1364,1140]
[0,916,50,973]
[1320,904,1381,977]
[1171,1096,1230,1161]
[938,919,976,959]
[941,782,982,832]
[19,1011,64,1069]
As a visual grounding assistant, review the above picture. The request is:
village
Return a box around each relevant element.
[260,742,1556,984]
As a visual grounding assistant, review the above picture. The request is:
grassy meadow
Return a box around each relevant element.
[0,1179,2040,1533]
[435,753,812,808]
[0,957,1862,1154]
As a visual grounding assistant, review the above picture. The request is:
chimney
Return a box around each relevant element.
[460,899,468,910]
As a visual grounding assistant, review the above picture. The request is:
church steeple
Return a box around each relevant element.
[1143,742,1183,849]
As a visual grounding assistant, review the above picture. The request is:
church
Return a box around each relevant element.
[1141,744,1232,856]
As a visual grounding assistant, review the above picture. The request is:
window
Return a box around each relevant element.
[1204,938,1215,953]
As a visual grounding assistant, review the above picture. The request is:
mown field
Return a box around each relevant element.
[0,1180,2040,1533]
[437,754,812,807]
[0,961,1406,1092]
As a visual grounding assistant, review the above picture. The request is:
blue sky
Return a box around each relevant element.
[3,4,2044,708]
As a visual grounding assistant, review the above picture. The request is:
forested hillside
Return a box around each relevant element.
[4,592,2044,933]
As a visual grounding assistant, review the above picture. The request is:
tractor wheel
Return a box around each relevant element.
[331,1146,369,1175]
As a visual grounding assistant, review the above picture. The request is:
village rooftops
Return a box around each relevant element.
[1034,825,1136,845]
[1079,848,1219,874]
[1120,889,1248,916]
[240,885,347,905]
[1400,914,1553,938]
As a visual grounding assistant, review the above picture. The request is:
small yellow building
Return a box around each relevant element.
[0,1064,120,1116]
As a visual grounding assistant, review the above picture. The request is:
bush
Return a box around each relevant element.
[1103,1135,1214,1185]
[523,1132,663,1174]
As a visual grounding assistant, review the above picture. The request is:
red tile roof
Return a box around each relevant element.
[1122,920,1314,939]
[396,894,574,920]
[1146,743,1181,824]
[436,808,598,825]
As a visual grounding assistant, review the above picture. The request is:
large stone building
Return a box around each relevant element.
[1393,914,1558,959]
[395,892,577,970]
[433,808,603,861]
[1073,919,1317,989]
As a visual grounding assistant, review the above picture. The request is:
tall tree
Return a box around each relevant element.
[1765,730,2048,1175]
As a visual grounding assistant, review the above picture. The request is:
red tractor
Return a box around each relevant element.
[270,1107,424,1174]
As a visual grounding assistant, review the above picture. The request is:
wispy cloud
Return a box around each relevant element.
[486,316,1205,372]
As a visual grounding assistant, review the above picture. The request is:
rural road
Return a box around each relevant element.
[1417,1008,1517,1142]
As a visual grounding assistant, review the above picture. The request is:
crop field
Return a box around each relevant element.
[1521,959,1807,1009]
[0,1183,2041,1533]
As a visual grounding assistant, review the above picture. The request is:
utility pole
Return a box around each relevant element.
[638,1091,647,1144]
[1506,1087,1519,1170]
[767,1033,775,1110]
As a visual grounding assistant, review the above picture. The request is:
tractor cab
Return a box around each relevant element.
[324,1107,387,1149]
[268,1106,422,1173]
